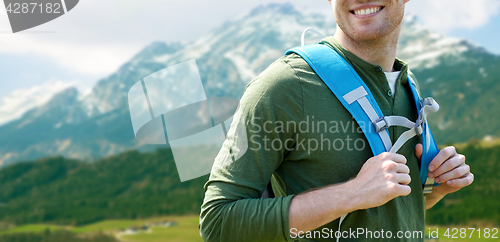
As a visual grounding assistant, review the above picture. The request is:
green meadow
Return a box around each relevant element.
[0,216,202,242]
[1,218,500,241]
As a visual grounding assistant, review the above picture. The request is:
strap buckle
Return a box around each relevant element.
[423,178,435,196]
[415,124,423,136]
[373,117,388,133]
[415,110,425,127]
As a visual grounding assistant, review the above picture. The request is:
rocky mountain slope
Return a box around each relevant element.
[1,3,498,166]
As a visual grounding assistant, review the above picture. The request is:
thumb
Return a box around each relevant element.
[415,143,423,160]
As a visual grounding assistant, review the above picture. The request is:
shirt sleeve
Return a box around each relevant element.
[199,58,304,242]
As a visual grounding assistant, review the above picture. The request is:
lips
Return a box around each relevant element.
[350,6,385,16]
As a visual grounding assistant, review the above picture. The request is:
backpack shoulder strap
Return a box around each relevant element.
[286,44,391,155]
[286,44,441,194]
[407,77,441,193]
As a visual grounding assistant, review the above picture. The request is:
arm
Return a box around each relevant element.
[199,59,303,242]
[289,152,412,233]
[414,144,474,210]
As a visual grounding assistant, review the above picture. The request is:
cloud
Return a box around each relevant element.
[0,0,498,79]
[407,0,500,32]
[0,0,329,77]
[0,79,87,126]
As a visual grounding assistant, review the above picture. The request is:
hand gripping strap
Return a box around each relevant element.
[286,44,390,156]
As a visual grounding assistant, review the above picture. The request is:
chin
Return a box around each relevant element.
[342,20,402,42]
[348,28,389,42]
[336,14,404,42]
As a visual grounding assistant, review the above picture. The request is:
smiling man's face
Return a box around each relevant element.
[330,0,409,42]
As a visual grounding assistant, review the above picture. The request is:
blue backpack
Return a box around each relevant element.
[285,43,440,195]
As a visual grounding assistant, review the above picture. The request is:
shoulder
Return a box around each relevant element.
[243,53,311,104]
[239,54,311,118]
[246,53,312,92]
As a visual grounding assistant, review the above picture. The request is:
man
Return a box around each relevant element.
[199,0,474,241]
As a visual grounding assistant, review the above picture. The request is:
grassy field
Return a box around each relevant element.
[0,215,203,241]
[118,216,202,242]
[0,224,66,235]
[1,217,499,242]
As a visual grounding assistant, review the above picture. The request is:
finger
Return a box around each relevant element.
[395,173,411,185]
[415,143,423,160]
[434,164,470,183]
[445,173,474,187]
[385,152,407,164]
[395,163,410,174]
[429,146,458,172]
[396,184,411,196]
[430,154,466,178]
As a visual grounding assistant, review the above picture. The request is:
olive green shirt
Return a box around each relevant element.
[200,37,425,242]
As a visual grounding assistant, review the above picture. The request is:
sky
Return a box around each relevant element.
[0,0,499,125]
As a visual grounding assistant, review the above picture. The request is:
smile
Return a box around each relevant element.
[350,6,384,16]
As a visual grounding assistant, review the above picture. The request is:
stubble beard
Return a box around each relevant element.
[335,6,405,46]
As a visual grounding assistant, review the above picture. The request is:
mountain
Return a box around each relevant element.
[397,16,500,144]
[1,3,499,166]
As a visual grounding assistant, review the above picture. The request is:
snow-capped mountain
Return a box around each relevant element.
[397,16,500,143]
[398,15,489,69]
[0,3,498,167]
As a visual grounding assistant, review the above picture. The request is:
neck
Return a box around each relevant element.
[334,26,401,72]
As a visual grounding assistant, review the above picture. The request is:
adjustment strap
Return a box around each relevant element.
[374,116,415,133]
[378,99,439,154]
[344,87,392,151]
[389,127,420,153]
[422,98,439,152]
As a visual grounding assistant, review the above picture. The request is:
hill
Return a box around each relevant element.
[0,148,207,226]
[0,142,498,227]
[426,141,500,225]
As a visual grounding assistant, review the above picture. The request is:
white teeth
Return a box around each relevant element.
[354,7,381,16]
